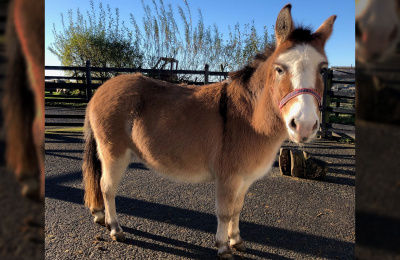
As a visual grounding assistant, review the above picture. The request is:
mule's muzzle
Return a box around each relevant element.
[288,118,319,143]
[280,88,321,143]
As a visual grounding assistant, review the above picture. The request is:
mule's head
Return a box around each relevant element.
[356,0,400,63]
[270,4,336,143]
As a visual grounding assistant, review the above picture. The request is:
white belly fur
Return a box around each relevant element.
[129,139,284,184]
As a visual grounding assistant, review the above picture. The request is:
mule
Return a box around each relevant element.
[83,4,336,259]
[3,0,45,200]
[356,0,400,63]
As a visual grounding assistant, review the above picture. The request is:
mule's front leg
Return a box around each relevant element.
[228,181,252,252]
[216,214,233,259]
[215,177,243,259]
[228,215,246,252]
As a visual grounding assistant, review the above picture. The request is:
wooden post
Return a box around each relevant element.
[204,64,209,85]
[279,148,291,176]
[290,149,305,178]
[85,60,92,101]
[321,68,332,138]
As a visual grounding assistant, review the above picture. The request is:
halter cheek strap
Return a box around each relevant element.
[278,88,322,111]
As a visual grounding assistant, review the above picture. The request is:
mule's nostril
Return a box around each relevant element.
[290,119,296,129]
[302,137,308,142]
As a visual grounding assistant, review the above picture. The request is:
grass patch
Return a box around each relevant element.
[45,102,88,108]
[45,98,88,108]
[328,113,355,125]
[325,135,355,144]
[45,127,84,134]
[339,137,355,144]
[45,90,88,107]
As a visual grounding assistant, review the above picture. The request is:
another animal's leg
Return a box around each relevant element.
[14,0,45,199]
[228,181,252,252]
[98,147,131,242]
[215,176,243,259]
[4,0,40,200]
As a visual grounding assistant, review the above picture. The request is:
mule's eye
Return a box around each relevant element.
[276,67,283,74]
[320,67,327,75]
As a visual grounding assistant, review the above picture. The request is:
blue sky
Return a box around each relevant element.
[45,0,355,68]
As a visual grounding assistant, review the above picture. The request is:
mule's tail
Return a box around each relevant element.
[82,112,103,209]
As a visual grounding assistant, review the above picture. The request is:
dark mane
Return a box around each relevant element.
[288,25,315,42]
[229,44,276,84]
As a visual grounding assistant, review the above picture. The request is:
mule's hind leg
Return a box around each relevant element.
[98,148,131,242]
[215,176,243,259]
[228,181,252,252]
[90,206,105,225]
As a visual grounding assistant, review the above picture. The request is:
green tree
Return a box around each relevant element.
[49,0,143,79]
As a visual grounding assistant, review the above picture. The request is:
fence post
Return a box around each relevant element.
[204,64,209,85]
[85,60,92,101]
[321,68,332,138]
[335,100,340,118]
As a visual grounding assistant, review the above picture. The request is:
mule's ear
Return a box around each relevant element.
[313,15,337,47]
[275,4,294,47]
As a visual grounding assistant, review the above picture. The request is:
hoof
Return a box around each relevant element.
[232,240,247,252]
[111,231,126,242]
[94,215,105,225]
[91,208,105,225]
[20,177,40,201]
[217,243,234,260]
[218,252,234,260]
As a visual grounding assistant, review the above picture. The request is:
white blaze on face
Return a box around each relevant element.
[276,44,327,143]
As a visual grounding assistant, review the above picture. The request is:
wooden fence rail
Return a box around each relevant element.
[321,67,355,139]
[45,62,355,139]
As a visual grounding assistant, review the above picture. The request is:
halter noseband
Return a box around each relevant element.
[278,88,322,111]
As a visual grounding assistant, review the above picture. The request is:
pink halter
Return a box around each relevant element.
[278,88,322,110]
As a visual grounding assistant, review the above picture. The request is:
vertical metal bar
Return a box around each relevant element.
[86,60,92,101]
[321,68,332,138]
[204,64,209,85]
[335,101,340,118]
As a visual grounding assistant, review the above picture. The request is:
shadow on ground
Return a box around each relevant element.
[46,169,353,259]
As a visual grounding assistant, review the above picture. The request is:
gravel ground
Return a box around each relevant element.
[45,125,355,259]
[0,168,44,260]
